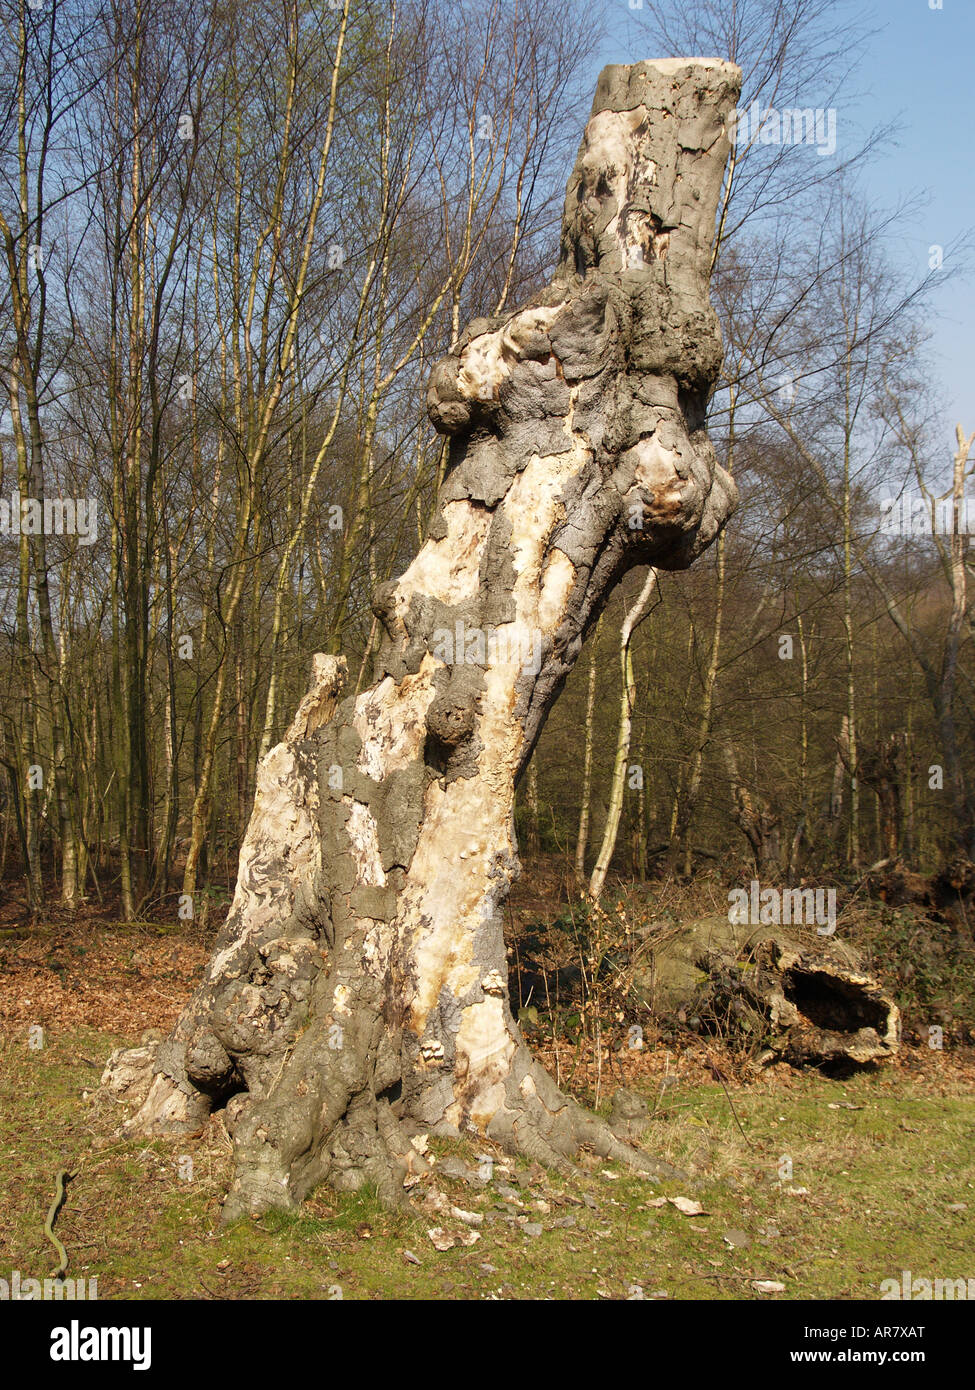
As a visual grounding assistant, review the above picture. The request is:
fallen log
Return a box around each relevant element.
[629,914,899,1067]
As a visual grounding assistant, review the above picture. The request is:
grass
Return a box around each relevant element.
[1,1023,973,1301]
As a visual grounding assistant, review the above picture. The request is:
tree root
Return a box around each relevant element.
[104,1032,678,1224]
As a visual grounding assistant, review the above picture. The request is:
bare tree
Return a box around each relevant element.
[105,59,741,1218]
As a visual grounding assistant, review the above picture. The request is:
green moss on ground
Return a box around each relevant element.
[1,1025,972,1301]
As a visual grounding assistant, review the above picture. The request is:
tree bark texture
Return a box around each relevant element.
[103,60,741,1221]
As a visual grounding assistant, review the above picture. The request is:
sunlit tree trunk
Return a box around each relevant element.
[106,59,740,1219]
[573,618,600,884]
[589,569,657,899]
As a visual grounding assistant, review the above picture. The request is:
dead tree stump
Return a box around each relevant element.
[103,59,742,1220]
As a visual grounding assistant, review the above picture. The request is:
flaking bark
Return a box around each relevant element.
[103,59,742,1220]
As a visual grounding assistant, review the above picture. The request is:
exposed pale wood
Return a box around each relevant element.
[104,59,742,1219]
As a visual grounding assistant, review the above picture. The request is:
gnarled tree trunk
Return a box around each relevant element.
[103,58,741,1222]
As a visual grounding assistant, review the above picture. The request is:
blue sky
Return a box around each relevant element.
[584,0,973,453]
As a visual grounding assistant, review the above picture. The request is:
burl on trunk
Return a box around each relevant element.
[104,59,742,1220]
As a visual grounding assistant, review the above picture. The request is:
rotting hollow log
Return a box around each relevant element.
[103,59,742,1221]
[629,915,900,1067]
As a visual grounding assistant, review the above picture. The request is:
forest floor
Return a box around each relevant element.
[1,863,974,1301]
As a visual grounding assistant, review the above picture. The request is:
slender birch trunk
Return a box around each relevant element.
[574,622,600,883]
[588,568,657,899]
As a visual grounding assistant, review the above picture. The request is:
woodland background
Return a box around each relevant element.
[2,0,973,928]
